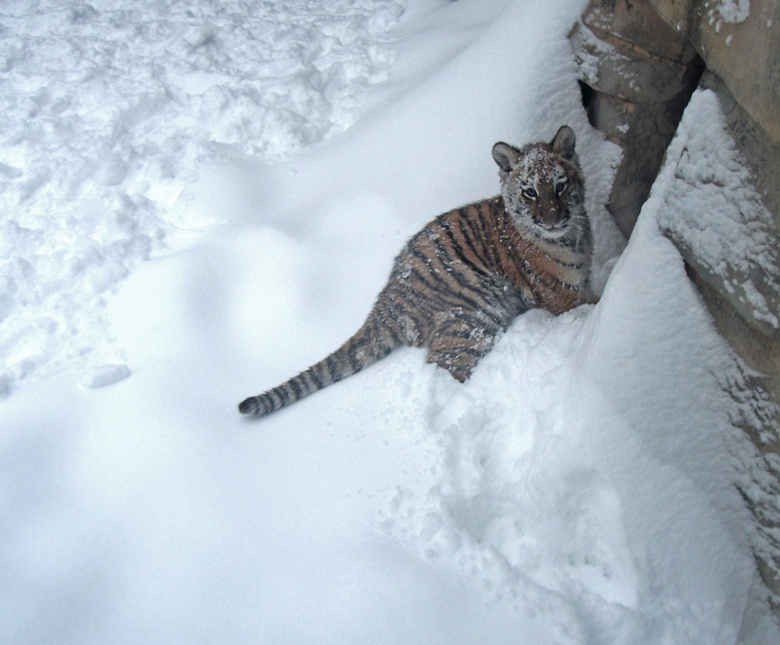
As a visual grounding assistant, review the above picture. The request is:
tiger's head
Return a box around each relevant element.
[492,126,586,240]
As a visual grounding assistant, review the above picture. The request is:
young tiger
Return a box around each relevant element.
[239,125,593,417]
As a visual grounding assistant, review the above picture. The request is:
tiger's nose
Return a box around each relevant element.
[540,207,569,228]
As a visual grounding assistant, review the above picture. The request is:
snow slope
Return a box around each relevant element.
[0,0,403,393]
[1,0,778,643]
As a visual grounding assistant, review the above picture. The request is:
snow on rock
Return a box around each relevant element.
[570,21,638,92]
[708,0,752,28]
[656,89,779,332]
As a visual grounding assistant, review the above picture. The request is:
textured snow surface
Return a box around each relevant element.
[0,0,402,392]
[657,89,779,331]
[1,0,778,643]
[709,0,751,26]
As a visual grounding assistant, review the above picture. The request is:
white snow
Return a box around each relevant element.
[571,21,636,91]
[707,0,751,32]
[710,0,751,25]
[1,0,778,643]
[657,89,780,331]
[80,363,132,389]
[0,0,402,392]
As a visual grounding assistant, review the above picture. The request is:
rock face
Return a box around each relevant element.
[570,0,780,613]
[569,1,704,237]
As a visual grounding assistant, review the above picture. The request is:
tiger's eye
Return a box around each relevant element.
[522,187,537,200]
[555,181,567,195]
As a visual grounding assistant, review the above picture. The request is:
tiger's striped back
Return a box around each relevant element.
[239,125,593,418]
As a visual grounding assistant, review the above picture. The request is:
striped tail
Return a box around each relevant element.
[238,314,396,418]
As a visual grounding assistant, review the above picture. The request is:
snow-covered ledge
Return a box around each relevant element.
[571,0,780,621]
[656,86,780,339]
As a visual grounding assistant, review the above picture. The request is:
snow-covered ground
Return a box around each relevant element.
[1,0,778,642]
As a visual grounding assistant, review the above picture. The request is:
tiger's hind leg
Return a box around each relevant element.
[425,311,500,383]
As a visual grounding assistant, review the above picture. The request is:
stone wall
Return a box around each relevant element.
[569,0,704,236]
[570,0,780,614]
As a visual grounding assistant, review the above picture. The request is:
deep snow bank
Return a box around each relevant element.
[1,0,778,643]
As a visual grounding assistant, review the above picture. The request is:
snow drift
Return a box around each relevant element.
[1,0,778,643]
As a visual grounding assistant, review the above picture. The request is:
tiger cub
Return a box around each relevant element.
[239,125,593,417]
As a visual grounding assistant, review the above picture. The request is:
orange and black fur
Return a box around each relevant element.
[239,126,594,417]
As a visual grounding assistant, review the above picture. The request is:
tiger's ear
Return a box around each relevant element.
[492,142,520,173]
[551,125,576,160]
